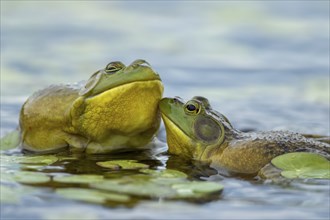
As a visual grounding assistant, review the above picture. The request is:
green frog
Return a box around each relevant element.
[20,60,163,154]
[159,96,330,175]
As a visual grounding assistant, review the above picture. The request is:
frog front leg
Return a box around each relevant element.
[64,133,89,153]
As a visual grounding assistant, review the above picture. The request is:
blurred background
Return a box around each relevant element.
[1,1,329,137]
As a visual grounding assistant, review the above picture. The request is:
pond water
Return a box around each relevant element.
[1,1,329,219]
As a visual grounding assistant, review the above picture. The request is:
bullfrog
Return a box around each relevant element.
[20,59,163,154]
[159,96,330,175]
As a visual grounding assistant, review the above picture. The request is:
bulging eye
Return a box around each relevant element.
[184,101,200,115]
[186,104,197,111]
[105,61,125,73]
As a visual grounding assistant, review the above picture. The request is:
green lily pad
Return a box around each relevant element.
[140,169,188,178]
[0,155,22,169]
[91,172,223,199]
[53,174,104,184]
[1,154,58,165]
[0,130,20,151]
[140,169,188,185]
[271,152,330,179]
[96,160,149,170]
[91,179,177,198]
[57,156,78,161]
[56,188,130,204]
[0,154,59,177]
[14,171,51,184]
[18,155,58,165]
[172,181,223,194]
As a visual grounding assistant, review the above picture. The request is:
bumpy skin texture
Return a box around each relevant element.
[20,85,82,152]
[159,97,330,175]
[20,60,163,154]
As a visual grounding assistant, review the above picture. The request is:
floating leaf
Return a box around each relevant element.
[271,152,330,179]
[96,160,149,170]
[18,155,58,165]
[1,155,58,174]
[56,188,130,204]
[91,179,177,198]
[281,169,330,179]
[0,130,20,151]
[53,174,104,184]
[140,169,187,178]
[172,181,223,194]
[14,171,51,184]
[91,172,223,199]
[57,156,78,161]
[20,164,65,172]
[0,155,23,169]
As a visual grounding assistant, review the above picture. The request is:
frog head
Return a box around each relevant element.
[159,96,234,161]
[70,59,163,144]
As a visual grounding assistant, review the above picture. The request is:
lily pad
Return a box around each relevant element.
[271,152,330,179]
[172,181,224,196]
[91,179,177,198]
[53,174,104,184]
[91,173,223,199]
[0,155,23,169]
[96,160,149,170]
[18,155,58,165]
[14,171,51,184]
[140,169,188,178]
[0,130,20,151]
[56,188,130,204]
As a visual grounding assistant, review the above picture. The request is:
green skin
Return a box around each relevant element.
[159,96,330,175]
[20,60,163,154]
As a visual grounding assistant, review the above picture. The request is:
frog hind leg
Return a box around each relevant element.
[22,129,69,154]
[258,163,290,184]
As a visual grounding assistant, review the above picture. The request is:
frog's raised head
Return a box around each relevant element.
[159,96,234,160]
[79,59,161,97]
[69,59,163,152]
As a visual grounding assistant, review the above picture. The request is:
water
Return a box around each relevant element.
[1,1,329,219]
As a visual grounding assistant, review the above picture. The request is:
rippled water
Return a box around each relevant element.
[1,1,329,219]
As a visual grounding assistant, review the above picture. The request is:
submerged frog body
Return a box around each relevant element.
[159,96,329,175]
[20,60,163,154]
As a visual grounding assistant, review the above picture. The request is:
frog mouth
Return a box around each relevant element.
[84,80,164,104]
[160,114,193,145]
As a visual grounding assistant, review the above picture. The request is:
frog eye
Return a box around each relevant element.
[186,104,197,111]
[184,101,200,115]
[192,96,211,110]
[105,61,126,73]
